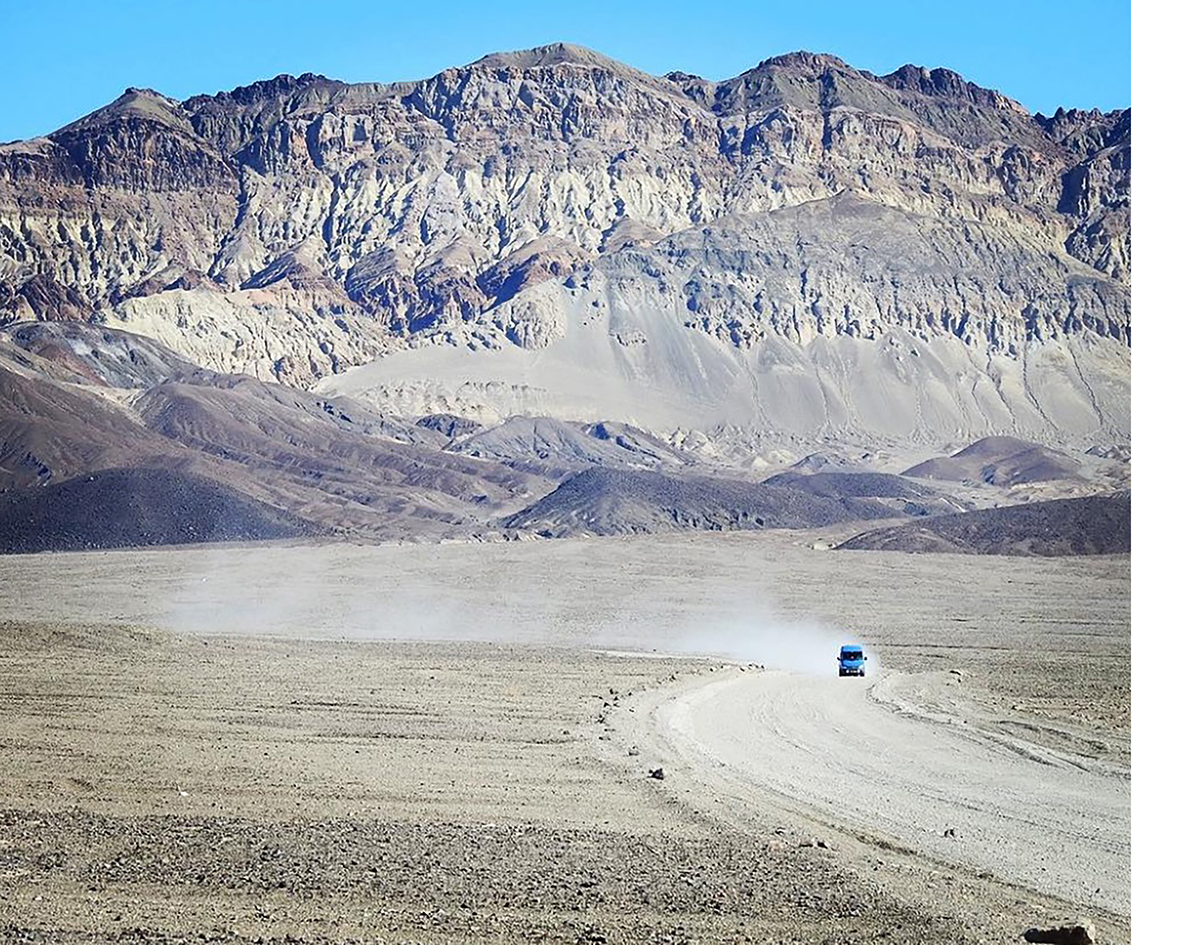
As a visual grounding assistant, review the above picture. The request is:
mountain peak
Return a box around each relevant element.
[879,63,1028,114]
[749,51,856,75]
[468,42,635,74]
[51,87,191,138]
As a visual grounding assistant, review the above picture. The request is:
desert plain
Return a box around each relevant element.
[0,531,1129,944]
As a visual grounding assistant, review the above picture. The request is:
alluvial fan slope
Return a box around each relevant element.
[1,43,1129,450]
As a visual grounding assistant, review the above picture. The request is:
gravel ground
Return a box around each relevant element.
[0,534,1130,942]
[2,630,973,944]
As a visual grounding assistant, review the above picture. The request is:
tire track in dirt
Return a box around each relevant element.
[619,668,1130,917]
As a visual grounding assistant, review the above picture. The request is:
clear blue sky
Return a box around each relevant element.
[1,0,1130,143]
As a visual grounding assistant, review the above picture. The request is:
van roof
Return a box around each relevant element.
[840,644,863,652]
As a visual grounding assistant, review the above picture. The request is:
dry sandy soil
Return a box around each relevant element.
[0,533,1129,943]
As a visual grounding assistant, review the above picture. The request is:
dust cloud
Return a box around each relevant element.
[665,610,871,677]
[154,546,871,677]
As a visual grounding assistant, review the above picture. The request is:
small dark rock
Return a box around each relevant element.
[1022,921,1095,945]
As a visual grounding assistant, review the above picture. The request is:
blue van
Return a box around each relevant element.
[838,645,867,677]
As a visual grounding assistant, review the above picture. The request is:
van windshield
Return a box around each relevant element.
[841,652,863,661]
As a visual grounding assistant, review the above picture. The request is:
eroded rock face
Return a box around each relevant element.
[586,194,1129,354]
[0,44,1129,432]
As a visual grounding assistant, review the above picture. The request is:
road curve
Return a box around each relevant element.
[626,669,1130,916]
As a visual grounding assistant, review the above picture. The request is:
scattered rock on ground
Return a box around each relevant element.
[1022,921,1096,945]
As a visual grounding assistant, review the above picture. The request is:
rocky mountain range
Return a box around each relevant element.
[2,44,1128,440]
[0,44,1131,551]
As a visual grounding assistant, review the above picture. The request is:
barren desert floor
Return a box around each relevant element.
[0,533,1129,943]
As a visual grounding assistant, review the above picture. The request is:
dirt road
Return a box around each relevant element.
[621,667,1130,918]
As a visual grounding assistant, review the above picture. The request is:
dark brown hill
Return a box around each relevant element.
[763,469,966,516]
[504,467,901,537]
[838,493,1130,556]
[0,362,188,489]
[0,468,311,554]
[903,437,1082,486]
